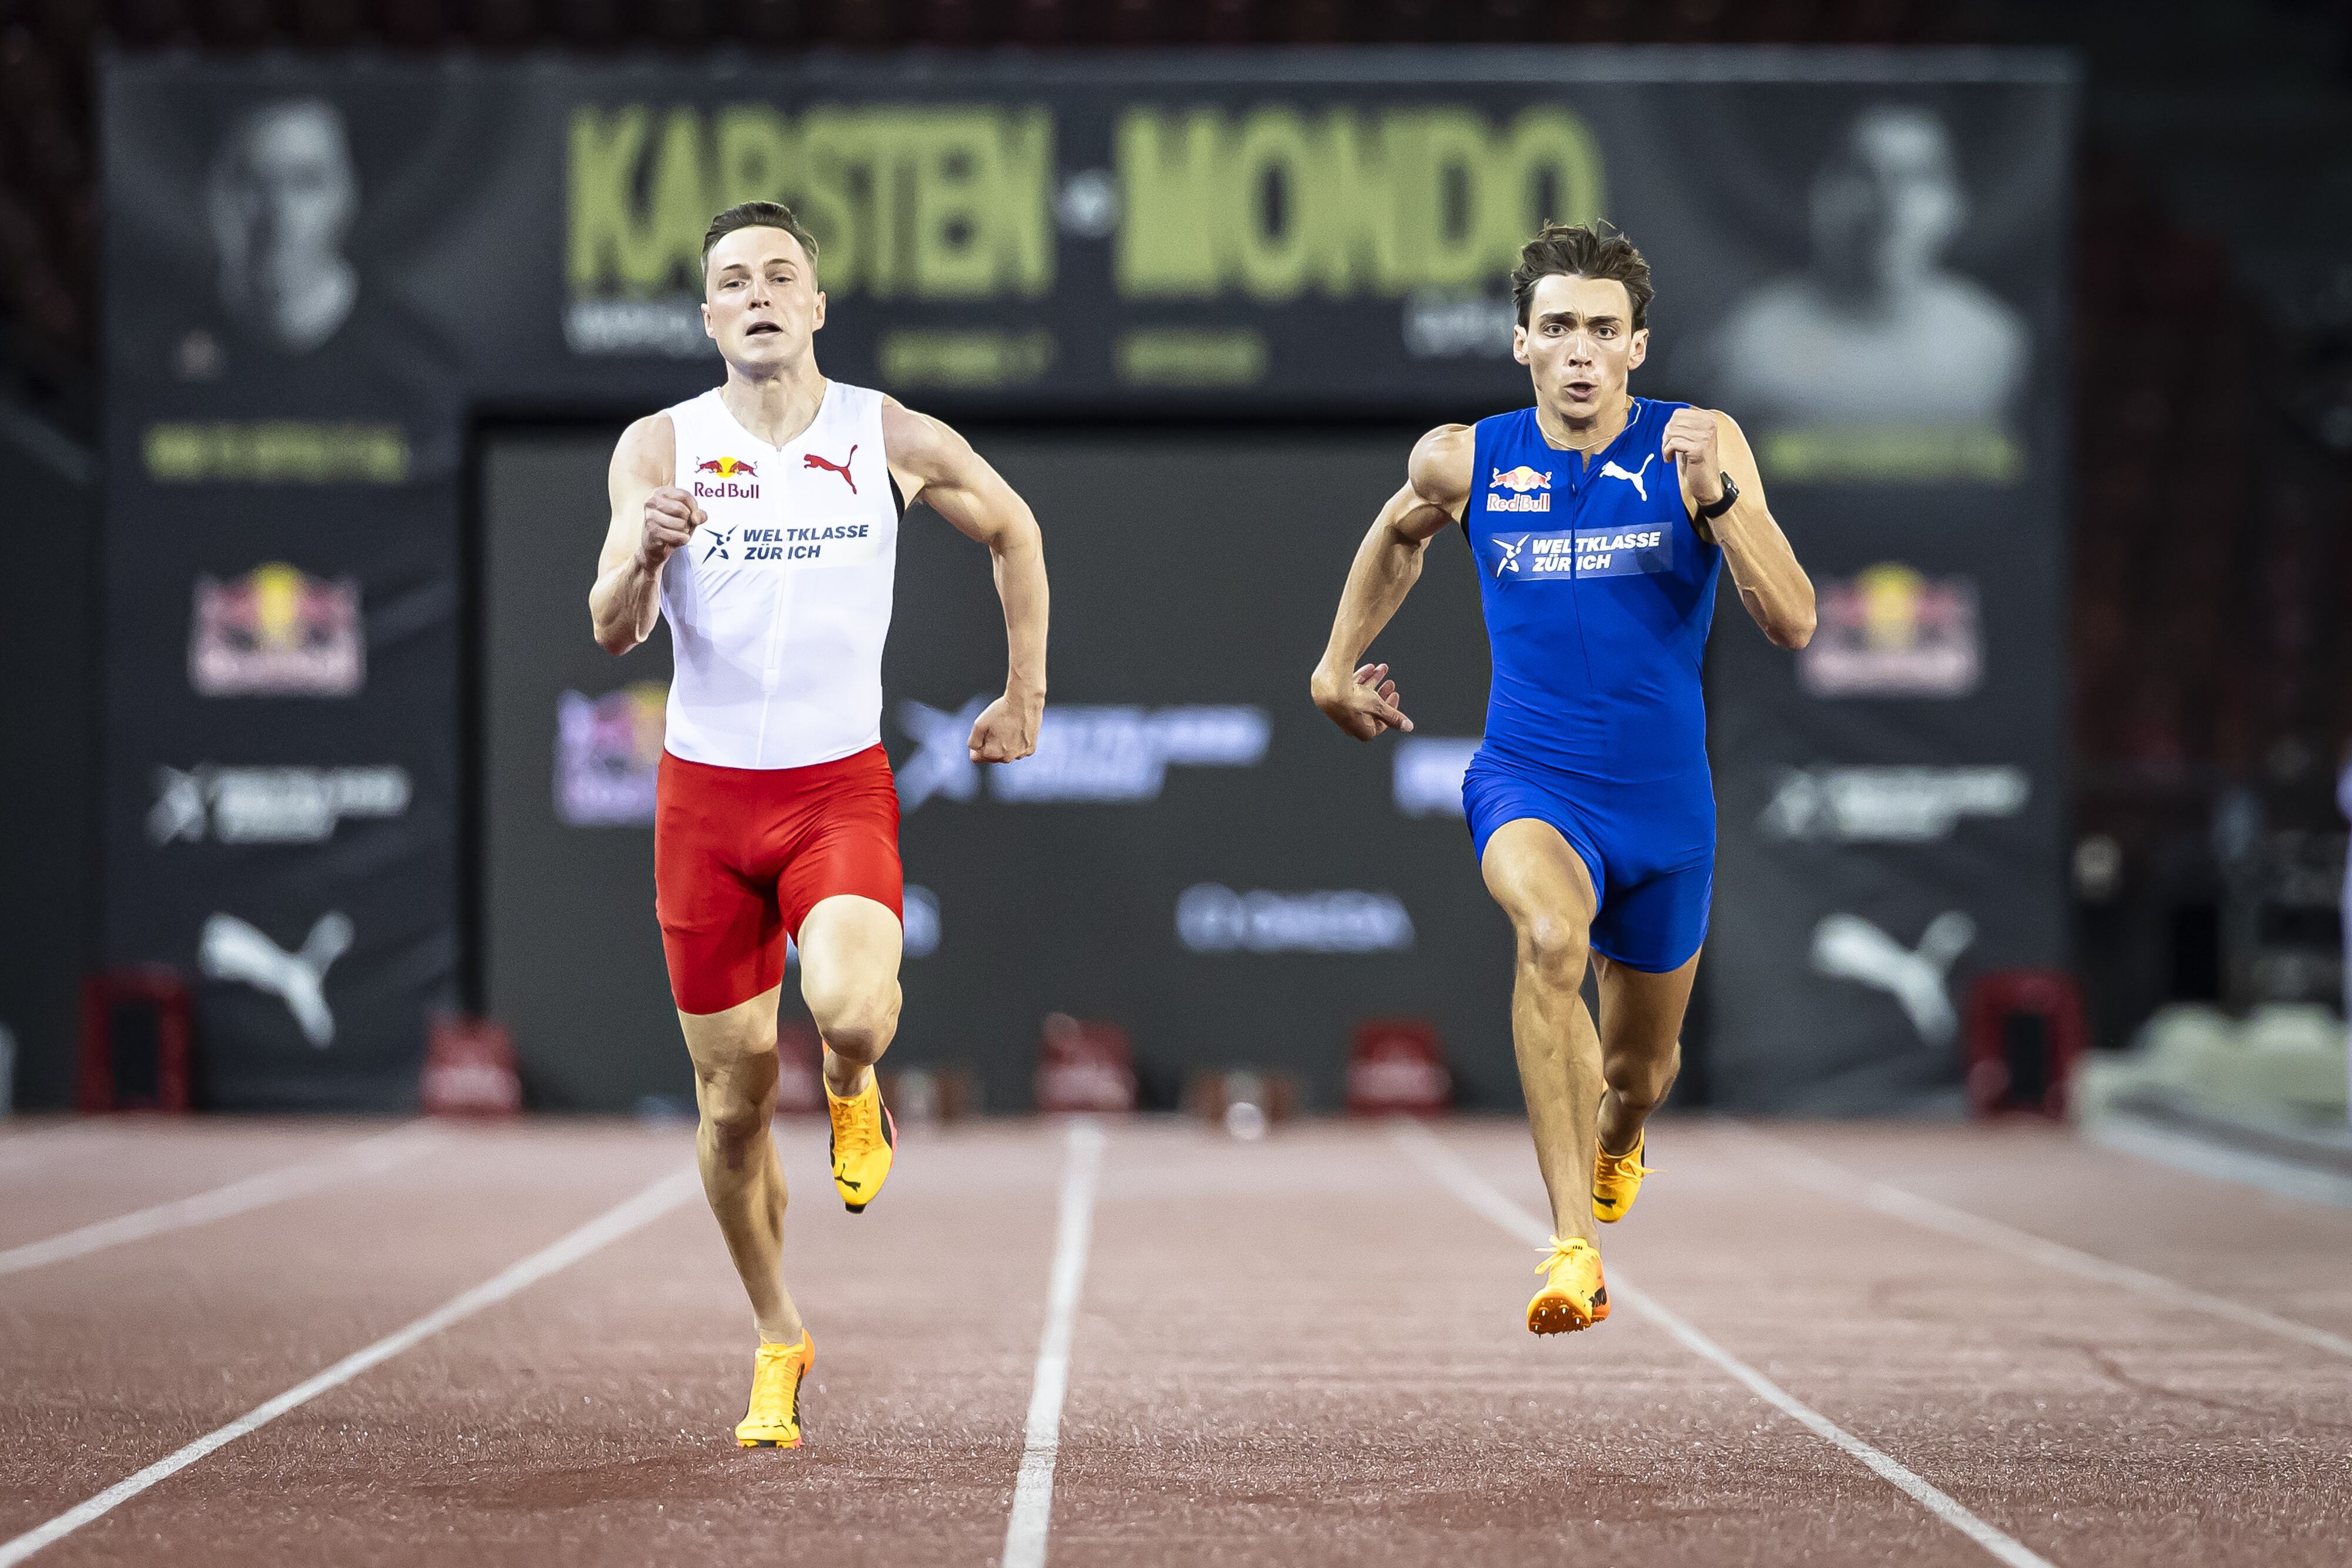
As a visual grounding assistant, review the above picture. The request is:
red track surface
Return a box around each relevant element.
[3,1115,2349,1566]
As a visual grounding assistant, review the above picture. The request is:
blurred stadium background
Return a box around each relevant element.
[0,0,2346,1157]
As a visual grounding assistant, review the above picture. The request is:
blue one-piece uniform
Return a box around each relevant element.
[1460,398,1725,972]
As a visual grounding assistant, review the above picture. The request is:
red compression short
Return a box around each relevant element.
[653,744,904,1015]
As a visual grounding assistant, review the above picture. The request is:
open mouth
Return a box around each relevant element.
[746,321,783,337]
[1565,380,1597,399]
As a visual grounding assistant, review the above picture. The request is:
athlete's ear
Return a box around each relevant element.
[812,290,826,332]
[1626,327,1649,372]
[1512,322,1530,366]
[701,297,716,342]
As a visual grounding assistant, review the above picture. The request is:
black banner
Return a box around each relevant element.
[100,51,2074,1109]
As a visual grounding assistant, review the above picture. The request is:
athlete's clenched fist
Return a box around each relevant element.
[1659,408,1725,506]
[968,689,1043,765]
[637,486,705,570]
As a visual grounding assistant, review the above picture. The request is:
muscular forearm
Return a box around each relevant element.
[990,527,1048,697]
[1315,521,1424,686]
[589,554,662,655]
[1710,505,1815,649]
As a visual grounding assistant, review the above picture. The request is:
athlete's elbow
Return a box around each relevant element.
[1769,606,1816,651]
[590,610,639,657]
[988,508,1044,561]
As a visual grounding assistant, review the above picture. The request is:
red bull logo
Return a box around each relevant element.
[1801,563,1980,698]
[189,563,363,697]
[692,454,761,501]
[1486,464,1553,513]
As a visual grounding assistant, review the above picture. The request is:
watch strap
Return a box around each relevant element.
[1695,473,1739,522]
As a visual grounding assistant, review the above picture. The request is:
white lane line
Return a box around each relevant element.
[0,1165,699,1568]
[1001,1120,1108,1568]
[1742,1128,2352,1363]
[0,1123,442,1278]
[1391,1122,2060,1568]
[2086,1114,2352,1211]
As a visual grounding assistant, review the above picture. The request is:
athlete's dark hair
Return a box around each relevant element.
[1511,222,1653,330]
[701,200,821,278]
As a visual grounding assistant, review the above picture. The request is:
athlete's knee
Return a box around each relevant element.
[1515,912,1590,987]
[694,1054,778,1154]
[1606,1037,1682,1111]
[806,981,900,1065]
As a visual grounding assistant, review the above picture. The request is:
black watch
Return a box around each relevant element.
[1694,473,1739,522]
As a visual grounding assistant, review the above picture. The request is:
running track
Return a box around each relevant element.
[2,1115,2348,1566]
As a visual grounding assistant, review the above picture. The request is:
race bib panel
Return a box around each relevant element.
[693,519,885,570]
[1486,527,1675,581]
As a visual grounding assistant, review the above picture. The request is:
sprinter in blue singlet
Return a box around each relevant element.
[1311,224,1817,1336]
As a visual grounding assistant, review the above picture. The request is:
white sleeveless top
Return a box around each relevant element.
[659,381,899,770]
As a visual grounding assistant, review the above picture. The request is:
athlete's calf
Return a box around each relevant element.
[680,995,803,1346]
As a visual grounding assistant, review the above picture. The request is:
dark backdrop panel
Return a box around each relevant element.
[1696,88,2074,1112]
[0,414,96,1110]
[482,428,1523,1111]
[483,434,681,1109]
[105,52,2073,1112]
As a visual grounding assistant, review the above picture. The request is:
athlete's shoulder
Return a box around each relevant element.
[612,410,674,485]
[1408,423,1475,506]
[877,393,947,468]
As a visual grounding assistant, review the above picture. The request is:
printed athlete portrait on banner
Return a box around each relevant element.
[1683,103,2030,485]
[207,99,360,356]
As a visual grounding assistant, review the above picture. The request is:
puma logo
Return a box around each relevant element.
[804,444,857,493]
[198,911,354,1048]
[1809,911,1977,1045]
[1600,453,1655,500]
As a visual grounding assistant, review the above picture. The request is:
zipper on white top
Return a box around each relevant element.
[751,464,796,764]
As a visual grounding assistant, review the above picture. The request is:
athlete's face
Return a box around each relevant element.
[703,226,825,372]
[1515,274,1648,421]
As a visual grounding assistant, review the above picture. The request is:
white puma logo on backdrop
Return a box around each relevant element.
[198,912,355,1048]
[1809,910,1976,1045]
[1599,454,1655,500]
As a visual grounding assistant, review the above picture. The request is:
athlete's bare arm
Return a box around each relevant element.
[1662,409,1815,650]
[1309,423,1474,741]
[881,399,1047,764]
[589,413,700,656]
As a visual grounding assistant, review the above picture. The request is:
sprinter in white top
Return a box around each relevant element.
[589,201,1048,1450]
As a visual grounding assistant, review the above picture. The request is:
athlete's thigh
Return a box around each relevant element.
[656,753,789,1016]
[794,894,903,1014]
[1592,948,1699,1062]
[1479,817,1599,933]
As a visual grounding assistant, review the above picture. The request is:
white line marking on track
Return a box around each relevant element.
[0,1123,441,1278]
[0,1165,699,1568]
[1391,1121,2060,1568]
[2086,1114,2352,1211]
[1742,1128,2352,1362]
[1001,1120,1108,1568]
